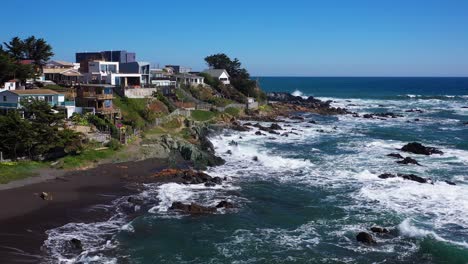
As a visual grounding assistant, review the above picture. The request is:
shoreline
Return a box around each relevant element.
[0,157,176,263]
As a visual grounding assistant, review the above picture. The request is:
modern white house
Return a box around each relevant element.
[203,69,230,85]
[1,79,20,92]
[82,61,144,87]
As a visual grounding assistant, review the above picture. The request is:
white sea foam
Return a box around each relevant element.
[399,219,468,248]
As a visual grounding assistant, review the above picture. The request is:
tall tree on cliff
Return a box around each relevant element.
[204,53,265,101]
[3,36,54,73]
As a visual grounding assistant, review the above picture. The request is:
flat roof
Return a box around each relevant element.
[9,89,60,95]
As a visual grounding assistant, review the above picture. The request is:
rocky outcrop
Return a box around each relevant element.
[397,157,420,165]
[378,173,430,184]
[405,109,424,113]
[370,226,389,234]
[269,123,283,130]
[356,232,376,244]
[130,169,223,186]
[216,201,234,208]
[69,238,83,252]
[363,112,403,119]
[387,153,404,159]
[169,202,216,214]
[266,92,348,115]
[401,142,443,155]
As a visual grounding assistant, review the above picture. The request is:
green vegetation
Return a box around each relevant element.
[162,118,183,130]
[204,53,266,102]
[258,104,273,112]
[0,36,54,82]
[0,161,46,184]
[113,96,161,129]
[153,91,176,112]
[224,107,241,117]
[57,148,117,169]
[0,99,83,160]
[191,110,216,121]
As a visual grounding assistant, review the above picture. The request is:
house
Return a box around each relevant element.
[150,68,176,90]
[175,73,205,87]
[82,61,143,87]
[0,89,77,116]
[43,68,82,86]
[120,62,150,85]
[1,79,20,92]
[75,84,118,117]
[165,65,192,74]
[202,69,230,85]
[76,50,136,73]
[46,60,80,70]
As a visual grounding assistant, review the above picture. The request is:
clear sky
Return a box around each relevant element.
[1,0,467,76]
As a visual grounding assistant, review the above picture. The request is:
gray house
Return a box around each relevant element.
[120,62,150,85]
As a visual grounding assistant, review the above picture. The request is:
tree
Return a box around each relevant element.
[204,53,265,101]
[3,36,54,73]
[3,37,24,60]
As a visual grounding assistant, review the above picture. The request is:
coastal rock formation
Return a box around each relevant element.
[444,180,456,186]
[378,173,430,184]
[363,112,403,119]
[169,202,216,214]
[216,201,234,208]
[356,232,376,244]
[396,157,421,165]
[269,123,283,130]
[370,226,389,234]
[266,92,349,115]
[131,169,223,186]
[387,153,404,159]
[401,142,443,155]
[405,109,424,113]
[69,238,83,252]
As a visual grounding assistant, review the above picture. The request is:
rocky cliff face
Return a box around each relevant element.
[140,124,224,170]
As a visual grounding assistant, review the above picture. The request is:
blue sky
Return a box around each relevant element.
[1,0,467,76]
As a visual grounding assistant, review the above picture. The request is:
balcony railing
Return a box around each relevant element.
[0,102,19,108]
[82,92,114,100]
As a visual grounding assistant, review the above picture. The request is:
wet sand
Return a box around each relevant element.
[0,158,173,263]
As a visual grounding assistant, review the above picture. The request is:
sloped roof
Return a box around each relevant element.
[49,60,74,67]
[10,89,60,95]
[203,69,230,78]
[43,68,82,76]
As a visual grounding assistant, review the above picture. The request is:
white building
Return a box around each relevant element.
[203,69,230,85]
[82,61,143,87]
[175,73,205,87]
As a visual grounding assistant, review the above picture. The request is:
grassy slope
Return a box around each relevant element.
[0,161,46,184]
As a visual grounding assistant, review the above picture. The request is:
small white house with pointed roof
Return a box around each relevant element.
[203,69,230,85]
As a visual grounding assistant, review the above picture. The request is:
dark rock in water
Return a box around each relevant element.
[170,202,216,214]
[252,156,259,162]
[363,114,373,119]
[290,115,305,120]
[243,122,253,126]
[269,123,283,130]
[387,153,404,159]
[379,173,429,184]
[463,121,468,125]
[308,120,317,124]
[352,113,360,117]
[378,173,397,179]
[204,181,216,187]
[228,140,238,146]
[401,142,443,155]
[370,226,389,234]
[405,109,424,113]
[444,180,456,186]
[281,133,289,137]
[255,131,264,136]
[397,157,421,166]
[69,238,83,251]
[212,177,222,184]
[356,232,376,244]
[216,201,234,208]
[414,119,420,122]
[226,150,232,155]
[268,130,280,135]
[398,173,429,184]
[127,197,144,205]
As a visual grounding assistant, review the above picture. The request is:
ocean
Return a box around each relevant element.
[44,77,468,263]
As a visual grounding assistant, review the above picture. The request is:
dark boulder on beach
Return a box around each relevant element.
[356,232,376,244]
[370,226,389,234]
[387,153,404,159]
[401,142,443,155]
[216,201,234,208]
[397,157,421,165]
[170,202,216,214]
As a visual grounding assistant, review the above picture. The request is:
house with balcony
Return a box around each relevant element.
[75,84,118,117]
[0,89,77,116]
[202,69,231,85]
[175,73,205,87]
[43,68,82,86]
[120,62,150,85]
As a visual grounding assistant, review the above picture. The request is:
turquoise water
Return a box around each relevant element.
[45,78,468,263]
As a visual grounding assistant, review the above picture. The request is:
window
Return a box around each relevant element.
[3,96,6,102]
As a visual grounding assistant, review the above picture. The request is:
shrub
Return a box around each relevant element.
[224,107,240,117]
[105,138,122,150]
[191,110,216,121]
